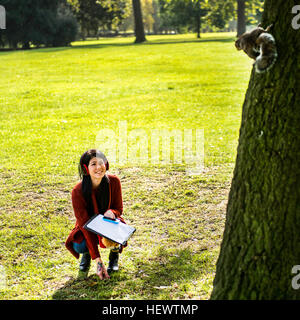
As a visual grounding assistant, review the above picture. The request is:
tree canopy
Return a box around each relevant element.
[68,0,130,37]
[157,0,263,36]
[0,0,265,48]
[0,0,78,48]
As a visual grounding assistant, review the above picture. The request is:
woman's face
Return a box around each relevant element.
[88,157,106,181]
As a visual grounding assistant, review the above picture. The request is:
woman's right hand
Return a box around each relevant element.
[96,258,110,280]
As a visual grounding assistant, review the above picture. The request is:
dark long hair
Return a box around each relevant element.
[78,149,110,217]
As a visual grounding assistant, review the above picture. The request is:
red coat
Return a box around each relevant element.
[65,174,124,260]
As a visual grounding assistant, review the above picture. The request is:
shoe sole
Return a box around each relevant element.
[107,267,119,274]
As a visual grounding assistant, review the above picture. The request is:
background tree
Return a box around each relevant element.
[158,0,210,37]
[246,0,264,26]
[237,0,265,36]
[211,0,300,299]
[157,0,175,33]
[190,0,210,38]
[0,0,78,49]
[158,0,238,36]
[101,0,130,34]
[132,0,146,42]
[72,0,106,37]
[68,0,129,38]
[142,0,155,33]
[151,0,160,34]
[206,0,235,30]
[237,0,246,35]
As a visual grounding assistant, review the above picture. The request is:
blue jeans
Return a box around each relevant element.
[73,239,88,254]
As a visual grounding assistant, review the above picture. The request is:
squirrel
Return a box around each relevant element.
[235,24,278,74]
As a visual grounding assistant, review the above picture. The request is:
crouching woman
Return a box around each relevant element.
[65,149,126,280]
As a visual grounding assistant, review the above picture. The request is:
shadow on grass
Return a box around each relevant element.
[71,36,234,49]
[52,247,211,300]
[3,36,235,55]
[52,273,116,300]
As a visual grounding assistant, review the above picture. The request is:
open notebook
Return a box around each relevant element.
[83,214,136,246]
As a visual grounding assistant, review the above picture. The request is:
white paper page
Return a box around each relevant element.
[85,215,136,245]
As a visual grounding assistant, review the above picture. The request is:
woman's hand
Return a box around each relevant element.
[96,258,110,280]
[104,210,116,220]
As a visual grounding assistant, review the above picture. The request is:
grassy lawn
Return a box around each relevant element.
[0,33,251,300]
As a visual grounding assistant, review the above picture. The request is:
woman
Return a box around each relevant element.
[65,149,125,280]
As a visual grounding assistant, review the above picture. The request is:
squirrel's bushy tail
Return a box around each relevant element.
[255,33,278,73]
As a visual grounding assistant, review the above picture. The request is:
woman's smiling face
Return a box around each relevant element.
[88,157,106,181]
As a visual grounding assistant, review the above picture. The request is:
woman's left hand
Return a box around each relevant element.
[104,210,116,220]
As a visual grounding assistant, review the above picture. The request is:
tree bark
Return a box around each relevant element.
[132,0,146,43]
[211,0,300,299]
[237,0,246,36]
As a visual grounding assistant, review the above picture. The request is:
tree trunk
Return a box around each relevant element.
[132,0,146,43]
[196,13,201,38]
[195,0,201,39]
[152,0,159,35]
[237,0,246,36]
[211,0,300,300]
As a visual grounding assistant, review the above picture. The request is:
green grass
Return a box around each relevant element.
[0,33,251,299]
